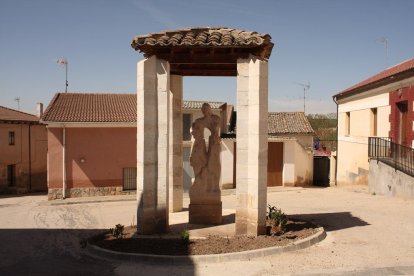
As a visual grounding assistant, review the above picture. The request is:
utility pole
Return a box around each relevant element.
[295,82,311,114]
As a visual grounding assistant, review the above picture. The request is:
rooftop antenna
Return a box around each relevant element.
[56,58,68,92]
[377,37,389,68]
[14,97,20,110]
[295,81,311,114]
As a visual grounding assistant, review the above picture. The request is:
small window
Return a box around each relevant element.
[371,108,377,136]
[345,112,350,136]
[8,132,15,145]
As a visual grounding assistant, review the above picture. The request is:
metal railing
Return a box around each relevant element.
[368,137,414,176]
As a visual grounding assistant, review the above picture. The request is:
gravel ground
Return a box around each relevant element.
[1,186,414,275]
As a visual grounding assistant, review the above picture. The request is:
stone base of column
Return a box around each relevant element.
[189,202,222,225]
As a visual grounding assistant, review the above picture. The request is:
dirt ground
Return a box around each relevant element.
[90,218,319,255]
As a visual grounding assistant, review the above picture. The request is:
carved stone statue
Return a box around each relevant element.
[189,103,222,224]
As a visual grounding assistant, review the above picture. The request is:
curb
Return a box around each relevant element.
[86,227,326,264]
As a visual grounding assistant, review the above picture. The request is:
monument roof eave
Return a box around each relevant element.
[131,27,274,76]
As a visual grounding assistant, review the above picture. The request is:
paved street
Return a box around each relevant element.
[1,186,414,275]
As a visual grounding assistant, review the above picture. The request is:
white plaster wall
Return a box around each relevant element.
[282,140,295,186]
[337,88,393,185]
[369,160,414,198]
[294,140,313,186]
[220,140,234,187]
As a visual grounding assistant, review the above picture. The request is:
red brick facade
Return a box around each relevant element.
[389,86,414,147]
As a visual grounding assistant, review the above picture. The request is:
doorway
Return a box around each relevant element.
[397,101,408,146]
[7,164,16,187]
[267,142,283,186]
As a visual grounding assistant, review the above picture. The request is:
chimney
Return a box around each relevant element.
[36,103,43,118]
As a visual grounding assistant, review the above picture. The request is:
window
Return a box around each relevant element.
[370,108,377,136]
[8,131,15,145]
[183,113,192,141]
[345,112,350,136]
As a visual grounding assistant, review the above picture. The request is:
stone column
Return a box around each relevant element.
[169,74,183,212]
[137,56,170,234]
[235,55,268,236]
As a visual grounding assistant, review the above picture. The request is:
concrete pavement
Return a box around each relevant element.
[1,186,414,275]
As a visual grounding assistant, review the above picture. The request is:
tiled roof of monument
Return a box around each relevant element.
[41,93,226,123]
[132,27,273,57]
[131,27,274,76]
[0,105,40,123]
[41,93,136,123]
[182,100,225,109]
[268,112,314,135]
[334,57,414,98]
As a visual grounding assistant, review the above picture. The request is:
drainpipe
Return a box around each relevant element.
[28,124,32,192]
[62,126,66,199]
[332,95,339,186]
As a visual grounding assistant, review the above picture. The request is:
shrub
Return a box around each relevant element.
[110,224,124,239]
[266,204,288,236]
[181,229,190,244]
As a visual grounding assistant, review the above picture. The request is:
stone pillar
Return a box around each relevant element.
[169,74,183,212]
[235,55,268,236]
[137,56,170,234]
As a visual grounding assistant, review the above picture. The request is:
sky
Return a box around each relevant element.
[1,0,413,115]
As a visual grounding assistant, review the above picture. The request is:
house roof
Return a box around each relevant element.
[0,105,39,123]
[41,93,136,123]
[268,112,314,135]
[41,93,227,123]
[131,27,274,76]
[335,57,414,98]
[182,100,225,109]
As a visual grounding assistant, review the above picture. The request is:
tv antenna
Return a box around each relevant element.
[56,58,69,92]
[295,81,311,114]
[14,97,20,110]
[376,37,389,68]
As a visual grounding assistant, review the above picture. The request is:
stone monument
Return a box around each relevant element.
[189,103,222,224]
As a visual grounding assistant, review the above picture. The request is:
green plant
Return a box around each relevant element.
[181,229,190,243]
[266,204,288,235]
[110,224,124,239]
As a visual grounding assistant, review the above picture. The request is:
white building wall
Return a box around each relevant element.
[220,140,234,188]
[283,140,296,186]
[335,76,414,185]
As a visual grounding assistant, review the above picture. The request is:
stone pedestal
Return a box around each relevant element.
[189,202,222,225]
[235,55,268,236]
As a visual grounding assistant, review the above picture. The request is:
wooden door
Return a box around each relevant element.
[267,142,283,186]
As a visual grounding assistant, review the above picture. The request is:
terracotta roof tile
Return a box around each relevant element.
[41,93,136,123]
[41,93,226,123]
[132,27,274,59]
[335,57,414,97]
[182,100,225,109]
[268,112,314,135]
[0,106,39,123]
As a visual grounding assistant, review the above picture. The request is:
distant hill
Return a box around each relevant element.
[306,113,337,151]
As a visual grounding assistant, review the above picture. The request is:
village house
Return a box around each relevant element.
[0,105,47,194]
[42,92,314,200]
[333,57,414,188]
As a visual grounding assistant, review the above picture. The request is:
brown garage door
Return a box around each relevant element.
[267,142,283,186]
